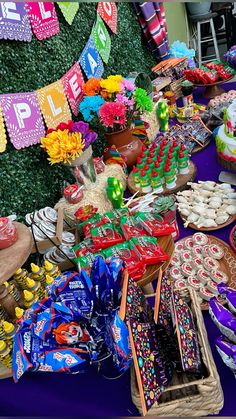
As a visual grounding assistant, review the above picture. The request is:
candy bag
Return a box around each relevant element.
[137,212,174,237]
[209,297,236,343]
[103,242,143,277]
[215,336,236,377]
[131,236,168,265]
[103,208,130,221]
[90,256,111,310]
[12,327,89,382]
[106,257,124,308]
[73,238,97,257]
[172,291,201,372]
[120,215,148,240]
[82,215,110,238]
[91,223,125,250]
[218,283,236,315]
[74,251,101,274]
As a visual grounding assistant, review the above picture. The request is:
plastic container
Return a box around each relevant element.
[0,218,18,250]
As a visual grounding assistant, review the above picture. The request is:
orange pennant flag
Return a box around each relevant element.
[0,106,7,153]
[36,80,71,129]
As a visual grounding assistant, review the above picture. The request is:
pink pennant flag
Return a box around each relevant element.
[97,2,117,34]
[26,2,59,40]
[61,63,84,116]
[0,92,45,150]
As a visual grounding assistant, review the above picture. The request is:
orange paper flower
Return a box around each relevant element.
[83,78,101,96]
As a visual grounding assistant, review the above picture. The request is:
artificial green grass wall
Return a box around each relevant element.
[0,2,156,220]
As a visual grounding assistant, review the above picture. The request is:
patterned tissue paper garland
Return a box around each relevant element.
[91,14,111,64]
[0,92,45,150]
[0,2,32,42]
[61,62,84,116]
[57,2,79,25]
[36,80,71,129]
[26,2,59,41]
[97,2,117,34]
[0,107,7,153]
[79,37,104,79]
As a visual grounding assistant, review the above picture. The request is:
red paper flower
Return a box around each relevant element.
[99,102,126,128]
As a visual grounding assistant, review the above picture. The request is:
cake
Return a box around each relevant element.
[216,100,236,170]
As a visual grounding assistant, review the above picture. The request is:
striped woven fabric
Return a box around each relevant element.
[133,2,169,60]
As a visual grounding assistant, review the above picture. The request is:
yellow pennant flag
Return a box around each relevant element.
[0,106,7,153]
[36,80,71,129]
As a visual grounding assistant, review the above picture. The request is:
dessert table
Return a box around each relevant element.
[0,82,235,416]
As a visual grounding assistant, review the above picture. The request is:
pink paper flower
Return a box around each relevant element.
[116,93,134,108]
[120,79,135,92]
[99,102,126,128]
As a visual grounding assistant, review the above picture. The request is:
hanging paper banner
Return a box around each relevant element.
[36,80,71,129]
[57,2,79,25]
[79,37,104,79]
[97,2,117,34]
[61,63,84,116]
[0,107,7,153]
[26,2,59,41]
[0,92,45,150]
[91,14,111,64]
[0,3,32,42]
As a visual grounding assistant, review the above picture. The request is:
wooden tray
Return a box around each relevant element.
[128,161,197,197]
[176,235,236,310]
[137,234,174,287]
[194,75,234,98]
[180,212,236,231]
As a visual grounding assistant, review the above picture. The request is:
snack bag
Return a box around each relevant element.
[73,238,97,257]
[12,328,89,382]
[103,208,130,221]
[215,336,236,377]
[82,215,110,238]
[218,283,236,315]
[74,252,101,274]
[90,256,111,310]
[91,223,125,250]
[209,297,236,343]
[131,236,168,265]
[103,242,143,277]
[106,257,124,308]
[172,291,201,372]
[137,212,175,237]
[120,215,148,240]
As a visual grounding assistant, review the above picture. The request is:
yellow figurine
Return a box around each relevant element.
[25,278,44,300]
[23,290,38,308]
[3,321,18,338]
[30,263,46,287]
[44,261,60,278]
[15,307,24,320]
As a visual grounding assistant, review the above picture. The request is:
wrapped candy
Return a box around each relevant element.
[215,336,236,377]
[225,46,236,70]
[217,283,236,315]
[209,297,236,343]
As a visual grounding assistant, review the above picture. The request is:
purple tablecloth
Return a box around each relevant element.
[0,83,235,417]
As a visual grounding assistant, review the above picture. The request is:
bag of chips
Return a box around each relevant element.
[137,212,175,237]
[131,236,168,265]
[91,223,125,250]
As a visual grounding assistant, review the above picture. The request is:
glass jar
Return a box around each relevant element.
[0,217,18,250]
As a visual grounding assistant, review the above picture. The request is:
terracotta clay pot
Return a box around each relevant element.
[105,127,142,168]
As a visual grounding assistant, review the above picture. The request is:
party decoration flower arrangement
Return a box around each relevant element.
[41,121,97,164]
[79,75,153,132]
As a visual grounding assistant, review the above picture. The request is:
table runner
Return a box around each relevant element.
[0,82,235,416]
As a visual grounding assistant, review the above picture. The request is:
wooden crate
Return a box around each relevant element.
[131,287,224,416]
[31,208,64,253]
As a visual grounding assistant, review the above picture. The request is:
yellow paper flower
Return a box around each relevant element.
[41,129,84,165]
[100,77,122,94]
[107,75,123,82]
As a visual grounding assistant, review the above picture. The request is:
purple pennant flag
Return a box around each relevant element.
[0,2,32,42]
[0,92,45,150]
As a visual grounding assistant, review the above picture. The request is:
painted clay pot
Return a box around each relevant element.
[105,127,142,168]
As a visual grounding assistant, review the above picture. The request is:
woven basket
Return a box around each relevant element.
[130,287,224,416]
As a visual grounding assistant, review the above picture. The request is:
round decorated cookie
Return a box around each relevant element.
[170,255,181,266]
[180,250,192,263]
[206,281,219,295]
[192,245,203,258]
[175,242,184,253]
[199,286,215,301]
[202,245,210,258]
[181,263,195,277]
[187,277,201,291]
[210,270,228,284]
[197,268,210,284]
[193,232,208,246]
[170,266,183,280]
[184,237,194,250]
[208,244,224,260]
[174,279,186,289]
[203,257,220,272]
[191,257,203,270]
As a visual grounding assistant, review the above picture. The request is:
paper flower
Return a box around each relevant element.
[99,102,126,128]
[41,130,84,165]
[134,88,153,112]
[116,93,134,108]
[120,79,135,92]
[100,77,122,94]
[79,95,105,122]
[83,78,101,96]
